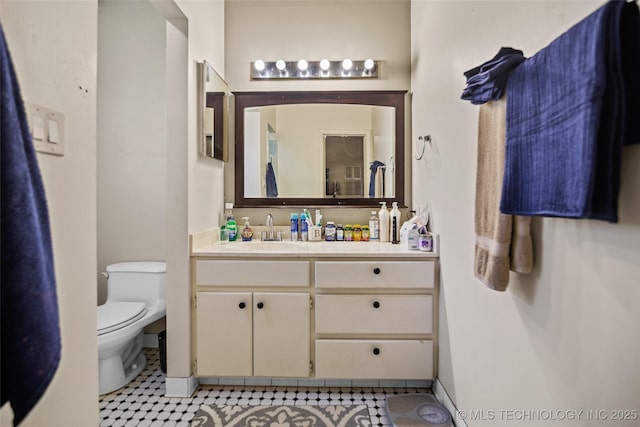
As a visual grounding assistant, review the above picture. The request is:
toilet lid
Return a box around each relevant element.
[97,302,147,336]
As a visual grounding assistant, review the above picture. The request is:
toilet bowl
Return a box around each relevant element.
[97,261,166,395]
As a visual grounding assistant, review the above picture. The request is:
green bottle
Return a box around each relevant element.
[224,203,237,241]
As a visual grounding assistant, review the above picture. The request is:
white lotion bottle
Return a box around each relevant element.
[390,201,401,244]
[379,201,390,242]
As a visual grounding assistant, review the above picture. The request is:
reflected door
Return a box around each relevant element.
[324,135,365,198]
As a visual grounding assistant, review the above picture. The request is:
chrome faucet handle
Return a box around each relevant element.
[266,213,273,228]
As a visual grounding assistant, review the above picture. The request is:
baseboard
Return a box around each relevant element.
[433,377,467,427]
[165,375,199,398]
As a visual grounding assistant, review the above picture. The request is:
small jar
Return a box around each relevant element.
[353,224,362,241]
[418,232,433,252]
[344,224,353,241]
[336,224,344,241]
[361,225,370,241]
[325,221,337,241]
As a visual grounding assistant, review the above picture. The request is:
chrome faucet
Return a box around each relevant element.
[266,214,274,239]
[261,213,282,241]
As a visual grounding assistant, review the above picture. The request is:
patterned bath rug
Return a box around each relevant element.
[190,404,372,427]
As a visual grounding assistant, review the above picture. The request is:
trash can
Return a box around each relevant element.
[158,330,167,374]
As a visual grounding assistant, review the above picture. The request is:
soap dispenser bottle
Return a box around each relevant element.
[224,203,237,241]
[241,217,253,241]
[379,201,390,242]
[390,201,401,244]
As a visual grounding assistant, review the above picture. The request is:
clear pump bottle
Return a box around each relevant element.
[241,217,253,241]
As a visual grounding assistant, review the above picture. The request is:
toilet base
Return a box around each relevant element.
[99,331,147,395]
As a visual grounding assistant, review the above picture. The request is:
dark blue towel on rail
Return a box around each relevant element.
[1,24,61,425]
[461,47,526,105]
[501,0,640,223]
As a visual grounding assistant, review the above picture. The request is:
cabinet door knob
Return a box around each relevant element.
[238,302,246,309]
[373,301,380,309]
[373,347,381,355]
[257,302,264,309]
[373,267,381,275]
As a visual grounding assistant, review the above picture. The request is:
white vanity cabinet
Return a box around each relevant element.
[314,260,436,380]
[193,260,311,378]
[191,239,439,383]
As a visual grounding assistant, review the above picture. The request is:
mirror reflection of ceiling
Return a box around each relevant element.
[243,103,395,199]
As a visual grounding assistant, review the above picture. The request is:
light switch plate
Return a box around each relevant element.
[25,102,65,156]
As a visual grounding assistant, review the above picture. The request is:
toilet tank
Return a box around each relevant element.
[106,262,166,309]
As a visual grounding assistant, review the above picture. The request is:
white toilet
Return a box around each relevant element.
[97,261,166,395]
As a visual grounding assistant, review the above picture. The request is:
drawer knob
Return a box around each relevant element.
[373,267,381,275]
[373,301,380,309]
[257,302,264,309]
[238,302,246,309]
[373,347,381,355]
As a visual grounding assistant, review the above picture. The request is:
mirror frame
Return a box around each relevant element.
[197,60,229,161]
[234,90,406,207]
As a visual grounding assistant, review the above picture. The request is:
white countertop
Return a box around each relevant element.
[191,232,438,259]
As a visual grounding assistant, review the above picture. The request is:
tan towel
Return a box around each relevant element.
[474,95,533,291]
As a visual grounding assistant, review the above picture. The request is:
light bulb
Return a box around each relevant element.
[342,58,353,71]
[254,60,265,72]
[364,58,375,70]
[276,60,286,71]
[320,59,330,71]
[297,59,308,71]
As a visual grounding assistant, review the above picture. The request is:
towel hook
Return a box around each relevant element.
[415,135,431,160]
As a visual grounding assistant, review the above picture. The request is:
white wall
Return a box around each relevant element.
[411,1,640,426]
[0,1,99,426]
[172,0,225,380]
[97,0,168,303]
[224,0,410,227]
[179,0,226,234]
[98,0,224,382]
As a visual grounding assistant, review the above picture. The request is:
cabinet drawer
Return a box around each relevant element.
[196,260,310,287]
[315,295,432,335]
[315,261,434,289]
[315,339,433,379]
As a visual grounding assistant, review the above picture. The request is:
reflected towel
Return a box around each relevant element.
[475,95,533,292]
[1,24,61,425]
[369,160,385,198]
[502,1,640,222]
[265,161,278,198]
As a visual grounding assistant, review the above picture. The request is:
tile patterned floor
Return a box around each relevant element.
[99,349,431,426]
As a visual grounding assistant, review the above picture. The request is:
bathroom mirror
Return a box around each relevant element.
[234,91,406,207]
[197,60,229,161]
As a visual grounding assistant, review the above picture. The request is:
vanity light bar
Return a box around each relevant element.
[250,59,379,80]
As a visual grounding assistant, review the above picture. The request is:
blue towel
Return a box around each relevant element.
[265,161,278,198]
[1,24,61,425]
[461,47,526,105]
[368,160,385,197]
[501,0,640,223]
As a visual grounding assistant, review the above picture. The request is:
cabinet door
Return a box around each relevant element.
[196,292,252,377]
[253,292,310,378]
